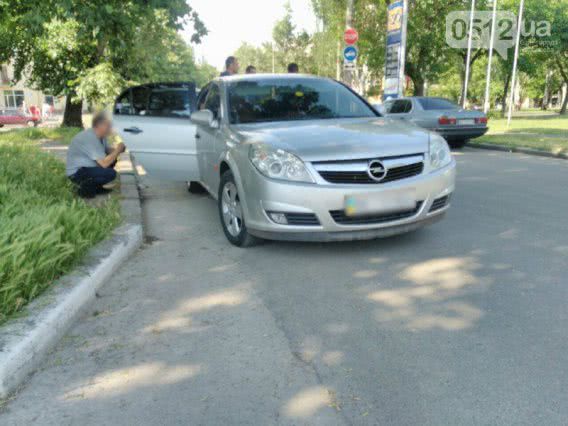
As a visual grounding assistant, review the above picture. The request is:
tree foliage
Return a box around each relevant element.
[0,0,211,126]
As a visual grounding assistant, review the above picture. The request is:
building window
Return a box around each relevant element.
[3,90,25,108]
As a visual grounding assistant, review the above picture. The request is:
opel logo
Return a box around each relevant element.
[367,159,387,182]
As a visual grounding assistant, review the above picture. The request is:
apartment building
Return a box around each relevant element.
[0,63,65,112]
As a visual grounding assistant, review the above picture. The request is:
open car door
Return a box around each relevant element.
[113,82,200,181]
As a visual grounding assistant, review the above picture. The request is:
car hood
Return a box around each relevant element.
[232,118,430,162]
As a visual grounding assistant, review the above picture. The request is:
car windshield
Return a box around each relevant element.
[227,78,377,124]
[418,98,459,110]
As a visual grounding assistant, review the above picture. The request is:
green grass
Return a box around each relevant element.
[0,127,81,145]
[0,142,121,324]
[474,113,568,155]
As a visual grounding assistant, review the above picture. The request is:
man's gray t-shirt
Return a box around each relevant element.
[66,129,110,176]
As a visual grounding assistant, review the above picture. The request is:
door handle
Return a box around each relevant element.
[195,133,201,139]
[124,127,143,134]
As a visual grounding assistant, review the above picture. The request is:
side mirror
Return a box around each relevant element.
[191,110,219,129]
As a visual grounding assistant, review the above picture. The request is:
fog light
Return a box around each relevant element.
[268,212,288,225]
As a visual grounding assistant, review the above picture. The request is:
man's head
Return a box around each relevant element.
[225,56,239,75]
[245,65,257,74]
[92,111,112,139]
[287,63,299,73]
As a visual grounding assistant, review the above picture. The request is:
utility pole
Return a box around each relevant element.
[507,0,525,127]
[463,0,476,108]
[272,42,275,73]
[398,0,408,98]
[483,0,498,114]
[344,0,355,86]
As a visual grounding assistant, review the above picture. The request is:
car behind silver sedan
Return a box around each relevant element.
[381,97,489,148]
[116,75,456,247]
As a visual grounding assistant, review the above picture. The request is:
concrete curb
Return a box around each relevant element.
[0,152,144,399]
[468,142,568,160]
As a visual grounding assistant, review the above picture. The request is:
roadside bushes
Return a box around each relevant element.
[0,143,120,323]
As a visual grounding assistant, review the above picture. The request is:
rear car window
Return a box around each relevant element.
[114,91,133,115]
[418,98,459,110]
[147,88,192,118]
[389,100,412,114]
[132,87,150,116]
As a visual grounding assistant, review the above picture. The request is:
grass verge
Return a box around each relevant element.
[0,142,121,324]
[0,127,81,145]
[474,114,568,156]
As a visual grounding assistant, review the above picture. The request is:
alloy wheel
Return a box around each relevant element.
[221,182,243,237]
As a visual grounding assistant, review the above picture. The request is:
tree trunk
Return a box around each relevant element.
[542,69,551,110]
[413,77,425,96]
[561,83,568,115]
[62,96,83,128]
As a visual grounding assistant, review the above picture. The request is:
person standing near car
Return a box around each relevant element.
[287,63,299,73]
[245,65,257,74]
[66,112,125,198]
[220,56,239,77]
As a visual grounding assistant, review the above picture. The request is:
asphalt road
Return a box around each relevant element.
[1,148,567,425]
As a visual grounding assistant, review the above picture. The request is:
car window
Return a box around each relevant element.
[389,100,412,114]
[114,91,133,115]
[132,87,150,116]
[417,98,459,110]
[147,88,192,118]
[384,101,394,113]
[227,78,376,124]
[203,84,221,119]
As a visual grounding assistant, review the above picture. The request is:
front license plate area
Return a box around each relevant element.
[345,190,416,217]
[458,119,475,126]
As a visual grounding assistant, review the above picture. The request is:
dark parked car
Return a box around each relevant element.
[0,109,41,128]
[380,97,489,149]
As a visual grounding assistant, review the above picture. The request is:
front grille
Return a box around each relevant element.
[284,213,320,226]
[316,162,424,185]
[330,202,423,226]
[429,195,451,212]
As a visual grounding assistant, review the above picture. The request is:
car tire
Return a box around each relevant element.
[187,181,206,194]
[218,170,261,247]
[448,139,468,149]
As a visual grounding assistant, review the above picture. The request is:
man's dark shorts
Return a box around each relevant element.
[70,166,116,198]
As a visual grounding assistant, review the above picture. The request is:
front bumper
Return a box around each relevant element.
[239,160,456,242]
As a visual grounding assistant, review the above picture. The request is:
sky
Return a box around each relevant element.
[181,0,317,71]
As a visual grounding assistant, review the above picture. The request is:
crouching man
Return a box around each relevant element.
[66,112,126,198]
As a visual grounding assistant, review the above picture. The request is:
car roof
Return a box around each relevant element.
[217,73,330,83]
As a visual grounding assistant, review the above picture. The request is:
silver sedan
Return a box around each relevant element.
[120,75,456,247]
[378,97,489,149]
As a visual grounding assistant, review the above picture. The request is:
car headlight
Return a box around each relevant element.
[429,134,452,170]
[249,143,314,183]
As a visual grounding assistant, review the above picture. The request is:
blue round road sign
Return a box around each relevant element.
[343,46,358,62]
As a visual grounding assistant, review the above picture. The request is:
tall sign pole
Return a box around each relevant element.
[383,0,408,100]
[463,0,477,108]
[344,0,355,87]
[507,0,525,128]
[398,0,408,98]
[483,0,498,114]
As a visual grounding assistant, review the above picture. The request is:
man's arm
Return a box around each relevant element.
[97,143,126,168]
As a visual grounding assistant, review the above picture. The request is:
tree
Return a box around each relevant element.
[524,0,568,113]
[0,1,207,127]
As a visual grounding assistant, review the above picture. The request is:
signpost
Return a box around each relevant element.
[344,28,359,45]
[343,26,358,85]
[343,46,358,62]
[384,0,408,99]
